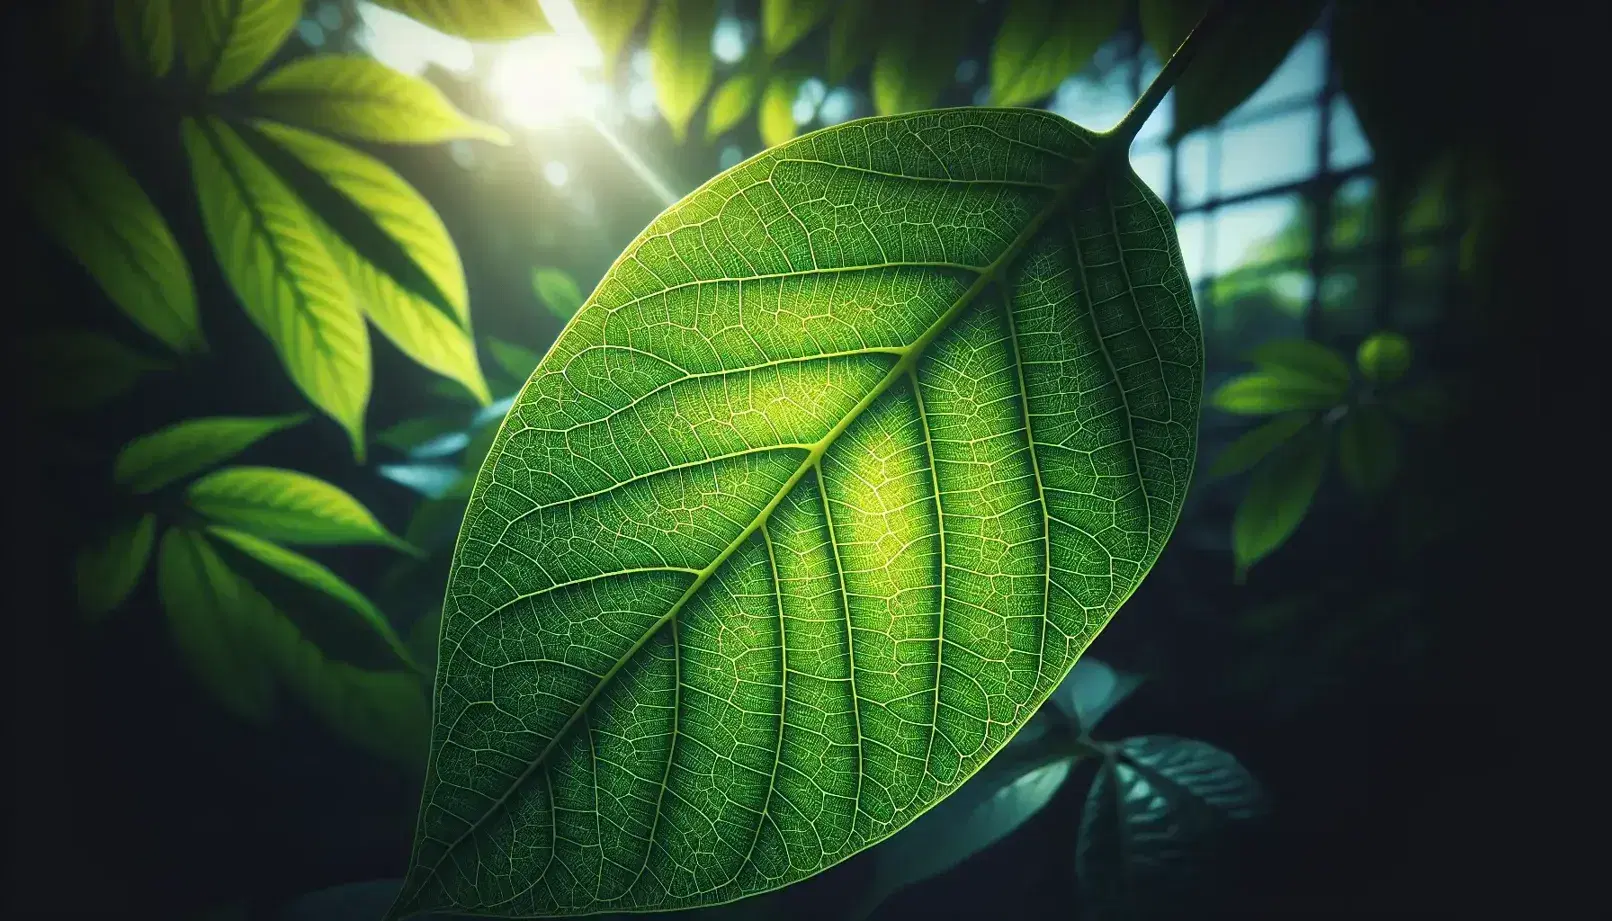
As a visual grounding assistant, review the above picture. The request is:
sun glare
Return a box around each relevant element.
[486,36,605,129]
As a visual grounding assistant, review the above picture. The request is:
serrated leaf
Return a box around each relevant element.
[532,267,584,320]
[18,330,169,411]
[1077,736,1267,920]
[1210,371,1341,415]
[1337,404,1398,495]
[758,75,801,148]
[649,0,719,141]
[22,125,201,354]
[368,0,552,39]
[252,120,490,405]
[206,524,419,671]
[706,73,761,141]
[991,0,1126,108]
[485,337,542,384]
[1356,331,1412,384]
[183,116,371,456]
[115,0,176,78]
[573,0,651,78]
[826,1,883,83]
[77,514,158,618]
[188,465,416,554]
[1141,0,1324,141]
[392,108,1202,919]
[177,0,301,93]
[1054,656,1144,735]
[114,414,308,494]
[1233,424,1326,575]
[762,0,834,58]
[1246,338,1351,395]
[250,54,510,146]
[871,1,973,115]
[156,527,278,722]
[1208,411,1312,478]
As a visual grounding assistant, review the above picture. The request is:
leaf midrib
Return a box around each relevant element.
[412,130,1125,896]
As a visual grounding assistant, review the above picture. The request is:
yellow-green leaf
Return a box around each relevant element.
[1246,338,1352,396]
[19,330,169,411]
[1210,371,1341,415]
[206,525,419,671]
[114,414,309,494]
[182,116,371,456]
[1337,404,1398,495]
[177,0,301,93]
[1233,426,1327,577]
[573,0,651,78]
[759,74,800,148]
[250,54,510,146]
[826,1,882,82]
[22,125,201,354]
[188,465,417,553]
[486,337,542,384]
[872,0,974,115]
[76,514,158,618]
[1356,331,1412,384]
[762,0,834,58]
[367,0,552,39]
[156,527,278,722]
[533,267,584,319]
[253,120,490,405]
[705,73,761,140]
[649,0,719,141]
[991,0,1126,107]
[1208,412,1313,478]
[114,0,175,77]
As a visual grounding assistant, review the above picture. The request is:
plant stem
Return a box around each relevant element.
[1107,0,1233,148]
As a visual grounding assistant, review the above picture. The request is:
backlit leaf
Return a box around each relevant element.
[114,413,308,494]
[871,1,973,115]
[1337,404,1398,495]
[156,527,278,722]
[22,125,201,354]
[1233,424,1326,575]
[572,0,651,78]
[532,267,584,320]
[177,0,301,93]
[649,0,719,141]
[188,465,416,554]
[76,514,158,618]
[762,0,834,58]
[706,73,761,140]
[759,75,801,148]
[1207,411,1312,478]
[250,54,511,145]
[394,108,1201,918]
[183,116,371,456]
[368,0,552,39]
[207,525,419,670]
[18,330,169,411]
[1077,736,1266,920]
[1210,371,1341,415]
[1356,331,1412,384]
[254,120,490,404]
[114,0,176,78]
[991,0,1126,108]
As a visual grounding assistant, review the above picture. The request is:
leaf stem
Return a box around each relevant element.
[1106,0,1233,148]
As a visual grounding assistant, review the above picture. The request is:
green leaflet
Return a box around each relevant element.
[206,525,419,671]
[249,54,511,146]
[19,330,169,411]
[991,0,1126,108]
[76,514,158,618]
[1232,423,1326,576]
[706,74,761,141]
[157,527,279,722]
[188,465,417,554]
[114,0,176,78]
[573,0,651,78]
[176,0,301,94]
[183,116,372,456]
[871,1,973,115]
[1208,411,1312,478]
[762,0,834,58]
[1356,331,1412,384]
[532,267,584,320]
[23,125,201,354]
[649,0,720,141]
[114,413,308,494]
[395,108,1202,918]
[253,120,490,405]
[1338,404,1399,495]
[367,0,552,39]
[1210,370,1342,415]
[758,75,802,149]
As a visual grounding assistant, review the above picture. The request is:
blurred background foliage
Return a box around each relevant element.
[3,1,1535,919]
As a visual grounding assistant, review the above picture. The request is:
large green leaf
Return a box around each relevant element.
[649,0,720,141]
[19,330,169,411]
[114,0,176,78]
[1076,736,1266,920]
[871,1,973,115]
[188,465,416,553]
[183,116,371,456]
[114,413,308,494]
[991,0,1126,108]
[76,514,158,618]
[368,0,552,39]
[393,108,1202,918]
[762,0,834,58]
[22,126,201,354]
[1232,423,1326,576]
[249,54,510,146]
[253,120,490,404]
[177,0,301,93]
[573,0,651,78]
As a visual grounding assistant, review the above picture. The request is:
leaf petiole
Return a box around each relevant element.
[1105,0,1233,149]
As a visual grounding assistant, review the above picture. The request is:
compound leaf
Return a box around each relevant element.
[250,54,510,146]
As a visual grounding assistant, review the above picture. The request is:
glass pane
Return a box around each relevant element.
[1048,65,1134,133]
[1219,107,1321,200]
[1130,147,1170,199]
[1213,194,1306,277]
[1174,212,1210,286]
[1176,132,1213,208]
[1330,97,1372,171]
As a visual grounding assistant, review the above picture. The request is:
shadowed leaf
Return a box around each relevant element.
[19,330,169,411]
[114,414,308,494]
[1232,424,1326,575]
[114,0,176,77]
[1338,404,1398,494]
[1208,412,1312,478]
[77,514,158,618]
